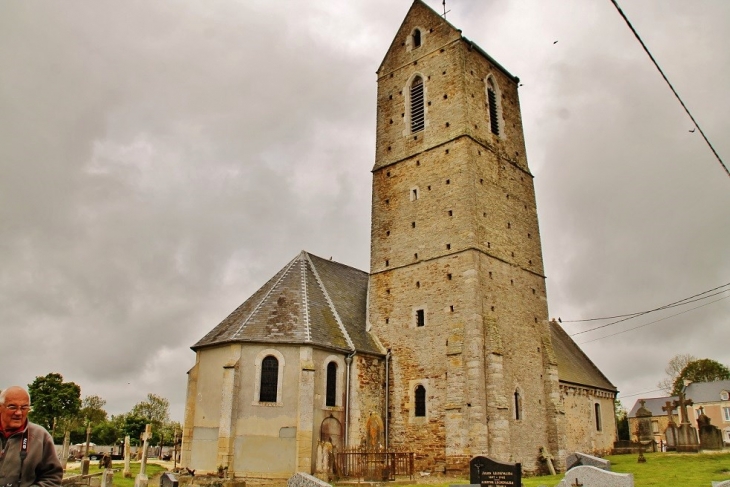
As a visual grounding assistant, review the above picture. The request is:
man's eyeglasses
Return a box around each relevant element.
[4,405,31,412]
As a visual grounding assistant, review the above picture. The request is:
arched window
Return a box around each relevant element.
[595,403,602,431]
[410,76,425,134]
[514,391,522,420]
[326,362,338,407]
[259,356,279,403]
[413,29,422,48]
[415,385,426,417]
[487,77,500,136]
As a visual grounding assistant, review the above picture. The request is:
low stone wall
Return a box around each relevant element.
[286,472,330,487]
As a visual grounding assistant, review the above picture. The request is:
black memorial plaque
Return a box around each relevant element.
[469,456,521,487]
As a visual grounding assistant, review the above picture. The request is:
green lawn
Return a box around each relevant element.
[377,452,730,487]
[64,462,167,487]
[521,452,730,487]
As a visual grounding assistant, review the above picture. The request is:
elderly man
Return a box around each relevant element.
[0,386,62,487]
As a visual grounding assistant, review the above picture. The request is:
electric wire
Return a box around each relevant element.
[609,0,729,178]
[566,281,730,334]
[618,388,664,399]
[576,294,730,345]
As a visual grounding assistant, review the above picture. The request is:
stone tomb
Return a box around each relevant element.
[698,408,724,450]
[565,452,611,471]
[469,456,521,487]
[557,465,633,487]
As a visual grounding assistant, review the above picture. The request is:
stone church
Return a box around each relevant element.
[181,0,617,479]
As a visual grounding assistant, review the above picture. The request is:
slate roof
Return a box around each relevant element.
[628,396,677,418]
[550,320,617,392]
[684,380,730,403]
[193,251,382,355]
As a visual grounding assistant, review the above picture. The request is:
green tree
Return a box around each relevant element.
[658,353,696,394]
[122,414,148,446]
[92,420,121,445]
[131,394,170,430]
[672,359,730,395]
[80,395,108,424]
[615,399,629,441]
[27,373,81,432]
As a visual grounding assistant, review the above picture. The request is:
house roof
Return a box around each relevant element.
[193,251,382,355]
[685,379,730,403]
[549,320,617,393]
[626,380,730,418]
[628,396,677,418]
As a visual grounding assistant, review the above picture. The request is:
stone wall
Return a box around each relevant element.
[561,384,616,455]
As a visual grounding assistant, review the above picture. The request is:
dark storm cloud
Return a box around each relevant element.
[1,0,728,419]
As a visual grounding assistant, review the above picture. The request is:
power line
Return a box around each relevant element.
[609,0,730,178]
[618,388,665,399]
[576,294,730,345]
[565,281,730,333]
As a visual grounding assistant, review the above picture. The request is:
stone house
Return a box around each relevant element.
[181,0,617,479]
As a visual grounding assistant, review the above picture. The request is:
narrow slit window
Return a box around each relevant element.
[410,76,425,133]
[413,29,421,48]
[415,385,426,417]
[416,309,425,327]
[326,362,337,407]
[514,391,522,420]
[595,403,602,431]
[260,356,279,403]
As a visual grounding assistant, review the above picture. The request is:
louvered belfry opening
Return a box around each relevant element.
[326,361,338,407]
[487,86,499,135]
[260,355,279,402]
[410,76,425,133]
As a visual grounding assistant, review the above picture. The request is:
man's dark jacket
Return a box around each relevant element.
[0,421,62,487]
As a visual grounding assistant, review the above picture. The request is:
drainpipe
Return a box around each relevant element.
[385,349,391,450]
[345,352,356,447]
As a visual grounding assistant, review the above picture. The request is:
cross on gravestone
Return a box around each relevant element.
[662,401,676,425]
[572,479,583,487]
[672,392,694,425]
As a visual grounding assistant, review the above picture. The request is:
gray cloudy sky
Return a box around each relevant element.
[1,0,728,421]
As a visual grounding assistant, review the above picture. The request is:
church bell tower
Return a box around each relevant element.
[367,0,565,473]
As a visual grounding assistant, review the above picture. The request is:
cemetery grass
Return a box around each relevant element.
[397,451,730,487]
[517,451,730,487]
[64,462,167,487]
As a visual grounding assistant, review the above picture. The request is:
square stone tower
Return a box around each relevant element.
[367,0,565,473]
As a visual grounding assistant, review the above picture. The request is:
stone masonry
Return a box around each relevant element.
[366,0,565,474]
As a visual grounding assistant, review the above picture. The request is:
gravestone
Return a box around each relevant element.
[635,400,653,443]
[697,408,723,450]
[556,465,633,487]
[711,481,730,487]
[565,452,611,471]
[673,392,699,452]
[160,472,179,487]
[662,400,678,452]
[124,435,131,478]
[469,456,521,487]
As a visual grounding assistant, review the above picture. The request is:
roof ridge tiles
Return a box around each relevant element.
[304,252,355,351]
[231,254,300,340]
[300,253,312,343]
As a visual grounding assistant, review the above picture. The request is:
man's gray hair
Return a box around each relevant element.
[0,387,31,406]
